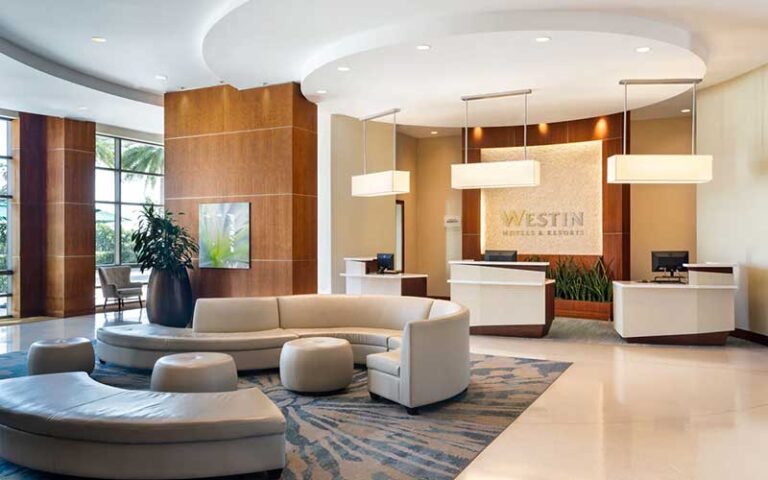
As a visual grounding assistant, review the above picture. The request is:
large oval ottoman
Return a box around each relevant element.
[279,337,353,393]
[151,352,238,393]
[27,337,95,375]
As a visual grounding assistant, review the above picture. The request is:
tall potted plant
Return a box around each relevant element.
[132,205,198,327]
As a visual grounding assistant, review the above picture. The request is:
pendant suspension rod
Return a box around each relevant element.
[464,100,469,164]
[524,92,528,160]
[392,110,397,170]
[692,83,697,155]
[623,83,628,155]
[363,120,367,175]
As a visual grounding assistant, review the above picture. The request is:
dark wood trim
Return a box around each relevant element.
[474,264,548,272]
[428,295,451,301]
[555,299,613,321]
[470,323,548,338]
[731,328,768,347]
[624,330,731,346]
[396,199,405,271]
[687,266,734,274]
[545,282,555,327]
[401,277,427,297]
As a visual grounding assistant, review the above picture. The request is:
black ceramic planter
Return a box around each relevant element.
[146,269,194,328]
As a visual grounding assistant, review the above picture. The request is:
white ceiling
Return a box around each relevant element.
[0,0,767,132]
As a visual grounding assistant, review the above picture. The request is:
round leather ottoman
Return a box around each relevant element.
[28,337,95,375]
[280,337,353,393]
[150,352,238,392]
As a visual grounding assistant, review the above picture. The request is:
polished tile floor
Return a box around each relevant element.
[2,310,767,480]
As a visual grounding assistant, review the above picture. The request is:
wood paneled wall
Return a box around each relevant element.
[164,83,317,298]
[45,118,96,317]
[11,114,47,317]
[12,115,96,317]
[462,113,631,280]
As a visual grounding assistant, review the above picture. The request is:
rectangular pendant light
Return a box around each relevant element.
[607,154,712,184]
[451,159,540,189]
[608,78,713,184]
[352,108,410,197]
[452,88,541,190]
[352,170,410,197]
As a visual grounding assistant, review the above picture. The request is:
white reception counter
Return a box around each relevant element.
[342,258,428,297]
[613,263,737,345]
[449,260,554,337]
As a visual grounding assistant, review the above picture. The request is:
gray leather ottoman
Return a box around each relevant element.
[151,352,238,392]
[27,337,95,375]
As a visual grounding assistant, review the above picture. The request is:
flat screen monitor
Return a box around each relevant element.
[483,250,518,262]
[376,253,395,272]
[652,251,689,274]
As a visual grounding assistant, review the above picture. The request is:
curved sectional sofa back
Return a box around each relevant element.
[193,294,463,333]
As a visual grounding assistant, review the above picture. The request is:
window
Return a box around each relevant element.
[95,135,164,304]
[0,119,12,317]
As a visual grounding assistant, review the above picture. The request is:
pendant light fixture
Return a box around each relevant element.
[451,89,541,189]
[351,108,410,197]
[607,78,712,184]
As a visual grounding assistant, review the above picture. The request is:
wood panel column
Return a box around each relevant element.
[11,114,47,317]
[44,118,96,317]
[164,83,317,297]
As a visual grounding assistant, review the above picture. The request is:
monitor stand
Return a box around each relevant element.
[653,271,686,284]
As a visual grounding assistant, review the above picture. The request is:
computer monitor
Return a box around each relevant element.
[483,250,518,262]
[651,251,689,276]
[376,253,395,272]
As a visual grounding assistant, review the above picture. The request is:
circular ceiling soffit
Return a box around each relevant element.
[204,7,706,126]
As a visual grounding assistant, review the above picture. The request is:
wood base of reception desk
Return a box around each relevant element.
[625,330,732,346]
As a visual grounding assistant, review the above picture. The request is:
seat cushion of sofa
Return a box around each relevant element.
[0,372,285,444]
[366,350,400,377]
[97,324,298,351]
[285,327,401,347]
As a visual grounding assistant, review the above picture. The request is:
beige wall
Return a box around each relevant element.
[697,64,768,335]
[413,136,462,297]
[396,134,418,272]
[330,115,396,293]
[629,117,697,280]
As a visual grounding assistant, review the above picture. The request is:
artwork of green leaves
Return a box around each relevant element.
[199,202,250,269]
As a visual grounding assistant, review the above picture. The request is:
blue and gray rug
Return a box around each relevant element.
[0,349,569,480]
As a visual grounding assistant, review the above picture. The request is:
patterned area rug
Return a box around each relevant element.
[0,350,569,480]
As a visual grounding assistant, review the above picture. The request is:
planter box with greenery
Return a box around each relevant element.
[547,257,613,321]
[132,205,199,328]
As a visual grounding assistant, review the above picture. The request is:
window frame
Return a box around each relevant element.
[95,134,164,268]
[0,117,13,318]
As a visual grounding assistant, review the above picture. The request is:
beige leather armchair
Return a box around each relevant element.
[97,266,143,311]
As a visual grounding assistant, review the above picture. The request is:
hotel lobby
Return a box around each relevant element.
[0,1,766,479]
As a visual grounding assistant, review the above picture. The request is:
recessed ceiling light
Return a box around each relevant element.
[635,46,651,53]
[91,36,107,43]
[535,36,551,43]
[337,66,351,72]
[416,44,431,51]
[681,108,691,113]
[77,106,88,111]
[316,89,328,94]
[430,131,438,135]
[155,74,167,81]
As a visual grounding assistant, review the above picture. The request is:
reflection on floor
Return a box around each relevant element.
[1,310,766,479]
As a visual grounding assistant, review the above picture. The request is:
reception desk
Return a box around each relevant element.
[448,260,554,337]
[342,258,428,297]
[613,263,737,345]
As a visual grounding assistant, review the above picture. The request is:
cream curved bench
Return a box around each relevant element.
[96,294,470,411]
[0,372,286,479]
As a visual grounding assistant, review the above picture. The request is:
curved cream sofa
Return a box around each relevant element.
[97,294,470,411]
[0,372,286,479]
